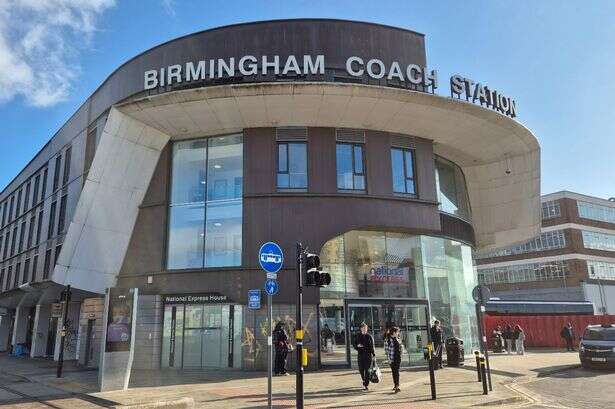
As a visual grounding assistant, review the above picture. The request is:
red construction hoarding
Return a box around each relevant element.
[484,315,615,347]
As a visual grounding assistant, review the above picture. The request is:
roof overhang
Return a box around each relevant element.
[117,82,540,250]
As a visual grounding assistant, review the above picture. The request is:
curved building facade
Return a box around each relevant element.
[0,20,540,373]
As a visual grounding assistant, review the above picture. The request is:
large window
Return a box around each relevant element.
[167,134,243,269]
[277,142,307,190]
[478,261,568,285]
[435,156,470,220]
[582,230,615,252]
[336,143,365,191]
[588,260,615,281]
[474,230,567,259]
[391,148,416,195]
[578,201,615,224]
[542,200,561,220]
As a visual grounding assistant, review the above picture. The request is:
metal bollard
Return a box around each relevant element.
[479,356,488,395]
[474,350,481,382]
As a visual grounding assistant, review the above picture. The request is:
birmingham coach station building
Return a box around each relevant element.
[0,19,540,372]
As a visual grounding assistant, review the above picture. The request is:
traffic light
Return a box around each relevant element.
[304,253,331,287]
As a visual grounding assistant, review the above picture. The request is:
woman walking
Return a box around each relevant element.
[273,321,290,375]
[353,322,375,391]
[503,324,514,354]
[514,325,525,355]
[387,326,402,393]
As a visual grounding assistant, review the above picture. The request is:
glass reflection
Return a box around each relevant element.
[319,230,479,349]
[435,156,470,220]
[167,134,243,269]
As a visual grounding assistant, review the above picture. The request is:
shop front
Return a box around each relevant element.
[161,293,243,369]
[319,230,479,368]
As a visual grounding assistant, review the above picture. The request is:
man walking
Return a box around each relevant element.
[353,322,375,391]
[430,320,444,369]
[560,323,576,351]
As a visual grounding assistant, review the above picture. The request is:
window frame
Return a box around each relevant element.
[276,141,308,191]
[336,142,366,192]
[391,147,418,196]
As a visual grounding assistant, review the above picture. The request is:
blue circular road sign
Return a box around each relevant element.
[258,242,284,273]
[264,279,279,296]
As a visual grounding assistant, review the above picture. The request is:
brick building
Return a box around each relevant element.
[475,191,615,314]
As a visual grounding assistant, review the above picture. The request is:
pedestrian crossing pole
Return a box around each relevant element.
[295,242,305,409]
[268,292,273,409]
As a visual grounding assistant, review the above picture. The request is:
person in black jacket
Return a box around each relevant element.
[353,322,375,391]
[430,320,444,369]
[387,326,402,393]
[273,321,290,376]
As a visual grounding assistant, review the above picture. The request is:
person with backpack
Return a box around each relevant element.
[386,326,403,393]
[430,320,444,369]
[273,321,290,376]
[353,322,376,391]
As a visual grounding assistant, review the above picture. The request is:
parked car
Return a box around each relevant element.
[579,324,615,369]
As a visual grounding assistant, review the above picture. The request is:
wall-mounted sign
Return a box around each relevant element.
[162,293,229,304]
[51,303,63,318]
[450,75,517,118]
[144,54,437,95]
[368,266,410,283]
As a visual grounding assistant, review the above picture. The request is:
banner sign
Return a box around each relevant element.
[368,266,410,283]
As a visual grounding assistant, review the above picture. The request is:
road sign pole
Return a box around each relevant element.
[268,293,273,409]
[296,242,304,409]
[475,302,493,391]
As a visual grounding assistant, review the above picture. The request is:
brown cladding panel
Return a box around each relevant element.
[308,128,337,194]
[365,131,391,196]
[244,128,276,195]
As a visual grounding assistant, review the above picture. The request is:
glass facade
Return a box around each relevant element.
[435,156,470,220]
[578,201,615,224]
[167,134,243,269]
[320,230,478,348]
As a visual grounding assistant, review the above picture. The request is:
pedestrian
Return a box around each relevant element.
[273,321,290,376]
[353,322,376,391]
[514,325,525,355]
[560,323,575,351]
[503,324,514,354]
[387,326,402,393]
[430,320,444,369]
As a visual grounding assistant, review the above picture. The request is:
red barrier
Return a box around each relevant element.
[484,315,615,347]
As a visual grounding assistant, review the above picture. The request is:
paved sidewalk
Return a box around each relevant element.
[0,350,582,408]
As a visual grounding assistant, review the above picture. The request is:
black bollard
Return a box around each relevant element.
[474,350,481,382]
[479,356,488,395]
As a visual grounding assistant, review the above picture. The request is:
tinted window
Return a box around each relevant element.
[336,143,365,191]
[583,327,615,341]
[277,142,307,189]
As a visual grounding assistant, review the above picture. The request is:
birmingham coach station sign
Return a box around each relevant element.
[143,54,517,119]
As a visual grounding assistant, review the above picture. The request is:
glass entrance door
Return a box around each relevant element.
[345,300,428,367]
[162,303,239,369]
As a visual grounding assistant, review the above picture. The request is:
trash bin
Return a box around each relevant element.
[445,337,465,366]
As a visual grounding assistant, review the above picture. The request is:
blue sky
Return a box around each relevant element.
[1,0,614,198]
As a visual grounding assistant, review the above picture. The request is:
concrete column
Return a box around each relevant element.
[30,304,51,357]
[53,301,82,361]
[11,306,29,348]
[0,314,11,352]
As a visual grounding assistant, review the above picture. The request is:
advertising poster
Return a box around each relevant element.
[105,288,135,352]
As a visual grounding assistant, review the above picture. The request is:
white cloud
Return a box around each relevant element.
[161,0,176,17]
[0,0,116,107]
